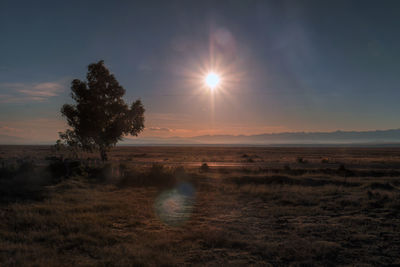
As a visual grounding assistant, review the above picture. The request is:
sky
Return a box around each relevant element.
[1,0,400,143]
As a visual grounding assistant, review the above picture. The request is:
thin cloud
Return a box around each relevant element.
[19,82,63,97]
[0,125,23,135]
[0,81,65,103]
[147,127,171,132]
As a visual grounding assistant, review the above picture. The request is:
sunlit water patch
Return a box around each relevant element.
[154,182,195,226]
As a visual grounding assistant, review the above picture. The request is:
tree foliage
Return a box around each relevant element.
[59,60,145,161]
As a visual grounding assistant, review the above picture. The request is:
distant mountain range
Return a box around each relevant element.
[0,134,29,145]
[123,129,400,146]
[2,129,400,146]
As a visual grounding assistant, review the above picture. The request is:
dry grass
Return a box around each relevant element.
[1,146,400,266]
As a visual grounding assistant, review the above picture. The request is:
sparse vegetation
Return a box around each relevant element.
[1,146,400,265]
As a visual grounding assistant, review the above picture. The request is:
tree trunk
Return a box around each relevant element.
[100,149,108,162]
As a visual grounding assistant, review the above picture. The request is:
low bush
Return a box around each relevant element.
[200,163,210,172]
[0,160,50,202]
[47,159,86,181]
[118,163,178,187]
[297,157,307,164]
[87,163,113,182]
[0,160,36,180]
[321,158,329,163]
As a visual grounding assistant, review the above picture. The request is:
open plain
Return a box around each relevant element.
[1,146,400,266]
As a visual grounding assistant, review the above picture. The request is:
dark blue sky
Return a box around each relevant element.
[1,0,400,142]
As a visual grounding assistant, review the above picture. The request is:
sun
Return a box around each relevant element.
[205,72,220,90]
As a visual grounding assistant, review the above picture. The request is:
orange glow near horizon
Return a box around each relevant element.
[166,28,248,136]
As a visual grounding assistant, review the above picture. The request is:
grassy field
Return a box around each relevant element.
[1,146,400,266]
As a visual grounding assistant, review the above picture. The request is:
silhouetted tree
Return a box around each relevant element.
[59,60,145,161]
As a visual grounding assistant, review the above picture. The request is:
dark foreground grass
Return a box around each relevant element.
[1,147,400,266]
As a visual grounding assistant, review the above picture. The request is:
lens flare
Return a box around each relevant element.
[154,182,195,226]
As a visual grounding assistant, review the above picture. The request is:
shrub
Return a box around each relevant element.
[337,164,354,177]
[0,160,49,202]
[200,163,210,172]
[87,163,113,181]
[47,160,68,180]
[47,159,86,181]
[119,164,176,187]
[321,158,329,163]
[296,157,307,164]
[147,164,176,186]
[0,160,36,180]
